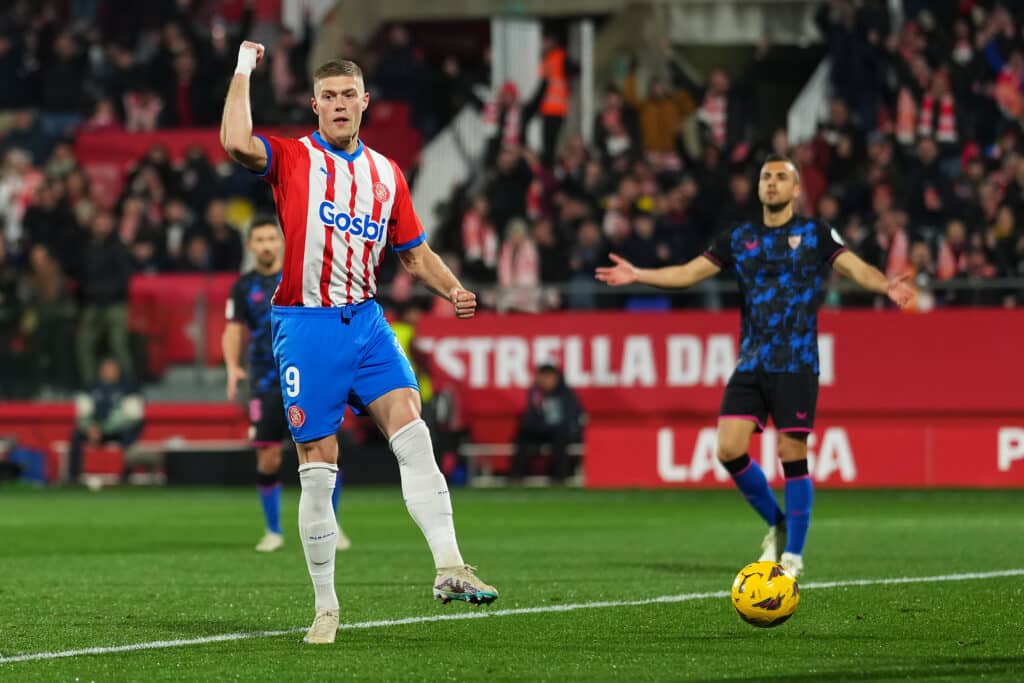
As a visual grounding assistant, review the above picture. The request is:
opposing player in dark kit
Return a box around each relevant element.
[223,217,350,553]
[597,154,914,577]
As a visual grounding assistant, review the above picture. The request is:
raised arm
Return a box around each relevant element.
[220,41,269,172]
[595,253,721,290]
[398,242,478,319]
[832,250,915,308]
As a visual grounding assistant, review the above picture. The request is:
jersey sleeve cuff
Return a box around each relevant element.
[253,134,272,177]
[392,232,426,252]
[827,246,848,265]
[702,250,724,267]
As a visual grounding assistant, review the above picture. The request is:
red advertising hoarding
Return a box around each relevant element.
[415,310,1024,416]
[416,309,1024,488]
[584,419,1024,488]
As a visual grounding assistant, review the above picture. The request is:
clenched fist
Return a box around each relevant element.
[449,288,477,319]
[235,41,265,76]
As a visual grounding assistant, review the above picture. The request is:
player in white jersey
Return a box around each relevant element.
[221,42,497,645]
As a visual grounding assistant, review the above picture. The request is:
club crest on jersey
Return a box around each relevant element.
[288,405,306,428]
[318,201,387,241]
[373,182,391,203]
[788,235,802,249]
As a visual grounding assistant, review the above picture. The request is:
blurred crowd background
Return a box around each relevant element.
[0,0,1022,400]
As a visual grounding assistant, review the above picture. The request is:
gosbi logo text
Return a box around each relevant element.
[318,201,387,241]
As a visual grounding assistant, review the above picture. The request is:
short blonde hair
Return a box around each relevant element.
[313,59,364,88]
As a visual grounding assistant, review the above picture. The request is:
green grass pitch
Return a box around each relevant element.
[1,487,1022,681]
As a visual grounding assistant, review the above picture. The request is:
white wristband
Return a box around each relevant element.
[235,45,258,76]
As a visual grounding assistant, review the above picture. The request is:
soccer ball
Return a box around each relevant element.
[731,561,800,628]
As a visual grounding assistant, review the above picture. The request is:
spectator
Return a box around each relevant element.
[130,238,162,274]
[67,357,144,484]
[622,39,696,164]
[39,31,87,117]
[937,219,968,280]
[270,24,312,121]
[0,33,25,109]
[75,211,135,384]
[0,234,21,397]
[497,218,540,313]
[178,233,212,272]
[122,84,164,132]
[621,211,671,270]
[988,204,1019,278]
[593,87,640,162]
[81,97,123,132]
[531,217,564,284]
[979,7,1024,124]
[567,219,609,310]
[717,171,759,230]
[1,110,53,164]
[161,197,195,266]
[660,177,705,263]
[460,194,498,284]
[484,145,533,236]
[538,33,574,166]
[674,43,766,159]
[479,79,548,167]
[22,179,78,273]
[905,137,950,236]
[945,246,1002,307]
[373,24,421,103]
[509,364,585,485]
[916,69,961,158]
[177,145,218,212]
[21,244,77,394]
[164,49,215,127]
[198,199,243,271]
[908,241,936,311]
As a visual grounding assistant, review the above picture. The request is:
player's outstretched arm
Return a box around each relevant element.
[595,253,720,290]
[398,242,477,319]
[220,41,269,173]
[832,251,916,308]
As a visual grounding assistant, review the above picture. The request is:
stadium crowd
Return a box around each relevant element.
[0,0,1022,397]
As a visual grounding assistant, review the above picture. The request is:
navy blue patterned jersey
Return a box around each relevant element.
[226,270,282,393]
[703,215,847,374]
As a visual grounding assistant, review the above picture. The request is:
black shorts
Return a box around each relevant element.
[719,370,818,434]
[248,390,289,445]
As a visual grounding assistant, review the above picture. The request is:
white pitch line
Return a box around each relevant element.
[2,568,1022,665]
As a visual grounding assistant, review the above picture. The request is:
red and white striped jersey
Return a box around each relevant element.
[255,131,426,307]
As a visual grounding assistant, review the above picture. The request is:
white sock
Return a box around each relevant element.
[390,419,464,569]
[298,462,339,610]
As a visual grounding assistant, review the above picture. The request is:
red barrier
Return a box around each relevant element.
[584,418,1024,488]
[415,310,1024,416]
[130,273,236,375]
[0,402,250,481]
[416,309,1024,488]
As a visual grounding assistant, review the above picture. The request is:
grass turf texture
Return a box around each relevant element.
[0,488,1022,682]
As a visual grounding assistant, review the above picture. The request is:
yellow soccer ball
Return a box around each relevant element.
[731,561,800,628]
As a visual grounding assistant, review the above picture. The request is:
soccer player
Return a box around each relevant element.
[596,154,914,578]
[222,216,351,554]
[220,42,497,644]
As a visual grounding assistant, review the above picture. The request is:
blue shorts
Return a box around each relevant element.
[270,300,419,443]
